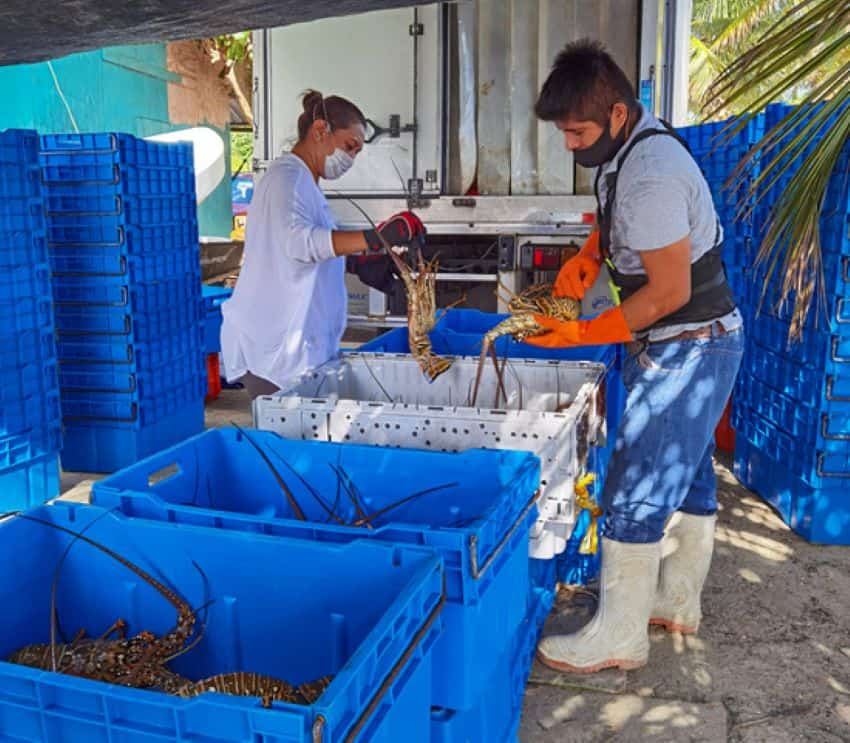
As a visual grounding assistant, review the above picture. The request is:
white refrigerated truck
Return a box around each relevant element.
[252,0,692,327]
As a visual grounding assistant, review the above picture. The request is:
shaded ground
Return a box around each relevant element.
[60,390,850,742]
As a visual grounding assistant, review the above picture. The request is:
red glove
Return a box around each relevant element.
[524,306,633,348]
[553,229,601,299]
[365,211,426,252]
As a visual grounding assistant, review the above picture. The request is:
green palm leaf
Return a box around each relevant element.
[702,0,850,339]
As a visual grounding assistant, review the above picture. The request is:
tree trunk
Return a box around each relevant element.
[225,62,253,127]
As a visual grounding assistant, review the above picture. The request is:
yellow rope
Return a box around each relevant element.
[575,473,602,555]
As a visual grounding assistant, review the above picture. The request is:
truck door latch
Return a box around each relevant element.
[364,114,417,143]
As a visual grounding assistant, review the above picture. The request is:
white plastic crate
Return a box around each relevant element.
[253,352,607,558]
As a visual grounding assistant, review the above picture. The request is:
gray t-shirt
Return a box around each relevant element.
[596,106,742,341]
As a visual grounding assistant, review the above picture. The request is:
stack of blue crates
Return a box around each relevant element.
[39,133,206,473]
[677,114,765,305]
[731,101,850,544]
[90,427,553,741]
[0,501,444,743]
[0,129,62,508]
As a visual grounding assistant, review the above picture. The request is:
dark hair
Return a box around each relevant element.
[535,39,637,125]
[297,89,367,141]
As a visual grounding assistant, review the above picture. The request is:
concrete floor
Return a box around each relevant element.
[59,388,850,742]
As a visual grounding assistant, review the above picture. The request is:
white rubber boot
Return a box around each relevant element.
[649,512,717,635]
[536,536,661,674]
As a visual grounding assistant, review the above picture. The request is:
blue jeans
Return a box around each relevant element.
[601,326,745,544]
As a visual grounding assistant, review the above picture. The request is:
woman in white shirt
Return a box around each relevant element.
[221,90,424,398]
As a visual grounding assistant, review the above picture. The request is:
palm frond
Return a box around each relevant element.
[702,0,850,338]
[710,0,787,53]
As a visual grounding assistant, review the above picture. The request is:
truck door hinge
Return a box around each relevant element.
[409,22,424,36]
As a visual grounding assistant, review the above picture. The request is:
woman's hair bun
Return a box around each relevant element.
[302,89,324,113]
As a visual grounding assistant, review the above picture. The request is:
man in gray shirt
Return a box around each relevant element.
[527,40,745,674]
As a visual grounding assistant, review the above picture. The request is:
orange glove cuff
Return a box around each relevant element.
[578,229,600,262]
[525,306,633,348]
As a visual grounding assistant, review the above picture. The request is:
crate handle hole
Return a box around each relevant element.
[148,463,180,487]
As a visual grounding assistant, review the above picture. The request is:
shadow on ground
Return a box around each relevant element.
[520,454,850,742]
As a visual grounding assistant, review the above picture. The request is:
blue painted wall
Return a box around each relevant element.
[0,44,232,238]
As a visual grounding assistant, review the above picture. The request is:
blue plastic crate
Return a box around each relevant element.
[59,350,205,395]
[42,168,197,202]
[0,358,58,401]
[735,410,850,488]
[40,140,193,170]
[52,271,202,310]
[0,262,52,304]
[44,190,196,218]
[737,375,850,448]
[0,390,61,438]
[735,435,850,544]
[41,132,193,167]
[0,295,53,338]
[677,115,765,153]
[49,244,200,282]
[0,453,59,511]
[0,229,48,268]
[742,340,850,407]
[747,313,850,370]
[45,194,197,225]
[0,167,42,204]
[202,285,233,354]
[0,502,442,743]
[57,327,204,368]
[0,129,39,164]
[41,160,197,196]
[90,426,540,710]
[48,211,198,246]
[55,301,204,344]
[528,555,557,595]
[430,585,552,743]
[47,218,199,250]
[0,327,56,372]
[61,374,205,424]
[820,212,850,257]
[0,194,45,232]
[56,325,203,371]
[60,398,204,473]
[0,426,62,471]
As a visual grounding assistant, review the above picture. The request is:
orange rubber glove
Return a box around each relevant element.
[524,306,634,348]
[553,229,601,299]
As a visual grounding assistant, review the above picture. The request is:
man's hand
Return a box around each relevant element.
[524,306,634,348]
[553,229,601,299]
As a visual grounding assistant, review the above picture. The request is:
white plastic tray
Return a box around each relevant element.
[253,352,607,558]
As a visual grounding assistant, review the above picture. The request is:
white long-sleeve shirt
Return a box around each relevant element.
[221,153,346,388]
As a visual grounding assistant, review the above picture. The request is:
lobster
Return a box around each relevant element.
[470,282,581,407]
[343,197,458,382]
[174,671,334,708]
[7,513,203,689]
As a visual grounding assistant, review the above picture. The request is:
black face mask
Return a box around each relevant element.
[573,112,629,168]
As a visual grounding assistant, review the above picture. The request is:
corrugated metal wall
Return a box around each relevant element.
[451,0,638,196]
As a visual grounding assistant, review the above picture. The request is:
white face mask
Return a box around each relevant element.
[323,148,355,180]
